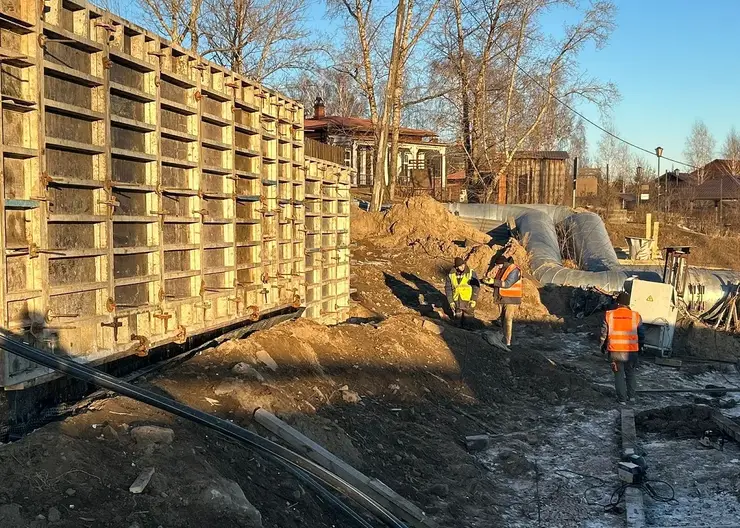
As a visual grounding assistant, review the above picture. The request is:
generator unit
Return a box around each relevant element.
[624,279,678,357]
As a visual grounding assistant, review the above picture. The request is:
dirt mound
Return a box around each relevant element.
[673,320,740,361]
[350,204,383,240]
[636,405,716,438]
[352,196,490,247]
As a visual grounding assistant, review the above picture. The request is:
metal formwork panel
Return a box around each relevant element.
[0,0,352,387]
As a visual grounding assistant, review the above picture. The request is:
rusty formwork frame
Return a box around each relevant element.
[0,0,352,387]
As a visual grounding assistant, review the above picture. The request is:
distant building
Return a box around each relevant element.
[688,159,740,183]
[497,151,570,204]
[691,175,740,202]
[575,167,601,197]
[304,97,447,188]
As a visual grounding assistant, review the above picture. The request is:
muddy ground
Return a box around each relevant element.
[0,200,739,527]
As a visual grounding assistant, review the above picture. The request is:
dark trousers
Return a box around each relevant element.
[613,354,638,402]
[453,300,476,329]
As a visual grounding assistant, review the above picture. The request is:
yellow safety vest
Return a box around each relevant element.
[449,270,474,302]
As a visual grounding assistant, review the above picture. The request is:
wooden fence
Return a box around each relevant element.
[305,138,346,166]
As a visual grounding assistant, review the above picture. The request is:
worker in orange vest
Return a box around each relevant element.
[601,291,645,405]
[482,255,522,346]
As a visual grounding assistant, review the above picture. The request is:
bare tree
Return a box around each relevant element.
[200,0,316,83]
[493,1,616,203]
[683,119,715,183]
[287,69,367,118]
[430,0,616,203]
[387,0,440,200]
[136,0,202,49]
[721,126,740,176]
[596,121,633,212]
[332,0,439,210]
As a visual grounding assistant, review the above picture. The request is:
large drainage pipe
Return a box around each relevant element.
[447,203,740,313]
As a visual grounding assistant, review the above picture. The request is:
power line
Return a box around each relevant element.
[460,1,696,170]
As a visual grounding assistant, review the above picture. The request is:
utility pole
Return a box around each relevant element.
[655,146,664,213]
[572,157,578,209]
[605,163,610,219]
[720,177,724,229]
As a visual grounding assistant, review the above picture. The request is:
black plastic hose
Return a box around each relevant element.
[0,331,407,528]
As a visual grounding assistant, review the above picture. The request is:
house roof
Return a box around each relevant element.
[578,167,602,179]
[689,159,738,180]
[692,175,740,201]
[512,150,569,160]
[304,116,438,138]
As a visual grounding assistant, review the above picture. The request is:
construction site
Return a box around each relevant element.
[0,1,738,528]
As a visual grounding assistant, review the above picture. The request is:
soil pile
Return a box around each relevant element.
[351,197,551,320]
[353,196,491,247]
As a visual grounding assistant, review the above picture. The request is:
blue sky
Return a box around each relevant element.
[551,0,740,169]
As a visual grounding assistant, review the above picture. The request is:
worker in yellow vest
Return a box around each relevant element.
[445,257,480,328]
[601,291,645,405]
[482,255,522,346]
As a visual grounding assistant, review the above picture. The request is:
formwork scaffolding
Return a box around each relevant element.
[0,0,352,387]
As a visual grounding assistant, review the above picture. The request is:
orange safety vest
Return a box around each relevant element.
[496,264,522,299]
[605,306,641,361]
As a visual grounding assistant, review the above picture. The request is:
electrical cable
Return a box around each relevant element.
[459,1,696,169]
[0,330,409,528]
[586,478,676,513]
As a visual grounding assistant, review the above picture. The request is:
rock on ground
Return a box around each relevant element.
[341,389,362,404]
[255,350,278,371]
[0,504,25,525]
[196,478,262,527]
[130,425,175,446]
[47,506,61,522]
[231,362,265,381]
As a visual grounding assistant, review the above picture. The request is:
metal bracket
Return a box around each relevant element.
[131,334,150,357]
[174,325,187,344]
[101,318,123,341]
[246,305,260,321]
[154,312,172,331]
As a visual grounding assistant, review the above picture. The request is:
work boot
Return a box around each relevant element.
[617,400,627,406]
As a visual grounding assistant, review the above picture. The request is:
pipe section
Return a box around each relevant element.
[447,203,740,312]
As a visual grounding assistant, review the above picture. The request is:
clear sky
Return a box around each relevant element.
[556,0,740,170]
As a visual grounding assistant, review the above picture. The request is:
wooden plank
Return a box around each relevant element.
[253,409,436,528]
[712,411,740,443]
[620,408,645,528]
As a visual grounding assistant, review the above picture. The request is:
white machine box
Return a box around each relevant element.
[626,279,678,357]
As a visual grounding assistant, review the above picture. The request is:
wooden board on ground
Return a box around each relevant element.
[253,408,437,528]
[620,408,646,528]
[712,411,740,443]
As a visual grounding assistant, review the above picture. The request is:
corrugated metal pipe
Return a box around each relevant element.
[447,203,740,314]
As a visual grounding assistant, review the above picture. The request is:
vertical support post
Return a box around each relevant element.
[645,213,652,240]
[571,157,578,209]
[440,146,446,189]
[605,163,610,219]
[651,221,660,260]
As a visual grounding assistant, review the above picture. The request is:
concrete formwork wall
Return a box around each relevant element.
[0,0,352,387]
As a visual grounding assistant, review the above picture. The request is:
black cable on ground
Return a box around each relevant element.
[0,331,408,528]
[1,309,302,441]
[586,478,676,513]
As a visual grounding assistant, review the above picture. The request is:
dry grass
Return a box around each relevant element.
[605,220,740,270]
